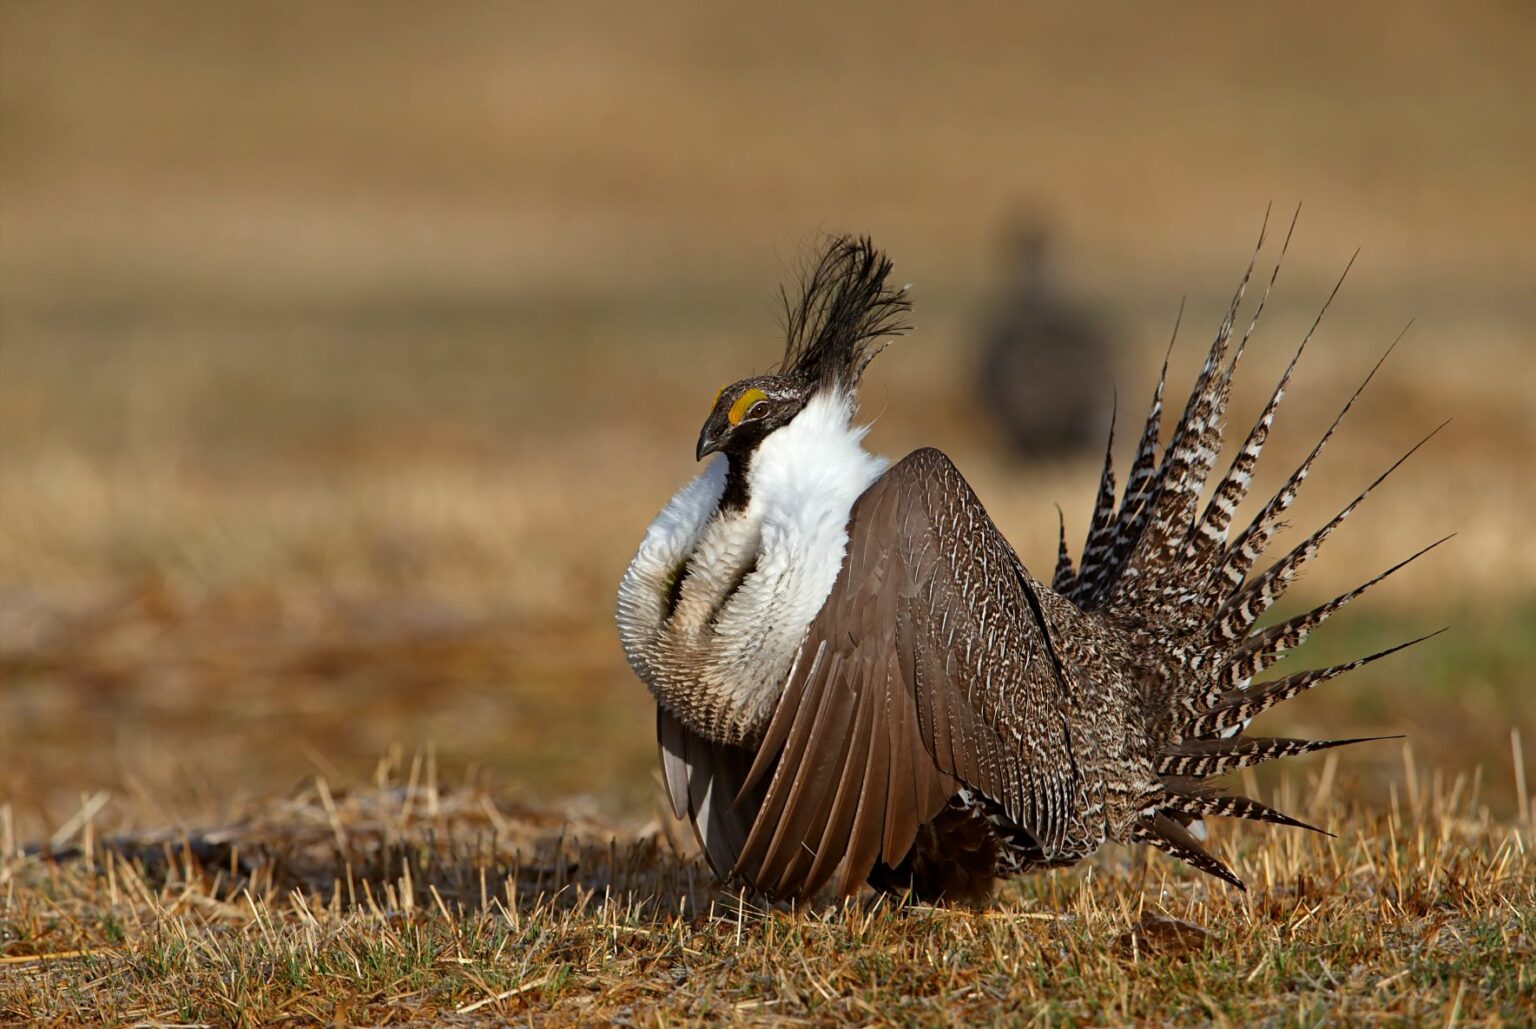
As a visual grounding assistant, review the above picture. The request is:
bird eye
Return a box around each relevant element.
[727,387,770,426]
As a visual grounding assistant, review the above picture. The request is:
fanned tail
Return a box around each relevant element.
[1058,216,1445,888]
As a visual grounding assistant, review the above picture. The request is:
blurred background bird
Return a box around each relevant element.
[973,216,1116,461]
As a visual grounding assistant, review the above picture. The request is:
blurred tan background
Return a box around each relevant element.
[3,2,1533,840]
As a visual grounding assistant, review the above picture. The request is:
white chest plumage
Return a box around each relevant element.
[616,392,888,745]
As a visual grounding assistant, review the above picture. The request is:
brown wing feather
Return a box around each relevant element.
[734,448,1084,899]
[657,707,766,880]
[658,708,691,821]
[839,657,897,895]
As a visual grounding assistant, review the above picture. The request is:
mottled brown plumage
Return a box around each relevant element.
[621,226,1440,903]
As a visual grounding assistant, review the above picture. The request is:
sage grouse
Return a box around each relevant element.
[617,230,1440,903]
[975,220,1114,459]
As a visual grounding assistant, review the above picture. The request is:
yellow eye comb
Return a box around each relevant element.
[728,388,769,426]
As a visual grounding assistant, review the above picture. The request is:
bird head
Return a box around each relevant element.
[695,236,911,462]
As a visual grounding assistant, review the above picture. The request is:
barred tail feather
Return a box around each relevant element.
[1191,331,1317,614]
[1157,735,1396,778]
[1226,535,1453,690]
[1187,629,1446,739]
[1181,208,1299,573]
[1165,791,1331,836]
[1122,328,1176,523]
[1051,507,1078,595]
[1213,423,1447,644]
[1070,409,1120,605]
[1132,813,1245,889]
[1205,328,1398,641]
[1081,326,1174,610]
[1226,207,1299,387]
[1108,225,1268,611]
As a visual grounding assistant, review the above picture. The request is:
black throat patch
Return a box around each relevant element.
[720,453,752,513]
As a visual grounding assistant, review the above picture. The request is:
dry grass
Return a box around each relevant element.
[3,752,1532,1026]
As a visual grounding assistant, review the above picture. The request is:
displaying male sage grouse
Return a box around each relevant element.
[617,227,1442,903]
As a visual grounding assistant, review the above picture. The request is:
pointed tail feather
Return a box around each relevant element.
[1205,329,1400,640]
[1223,205,1300,390]
[1157,735,1396,778]
[1164,791,1331,836]
[1180,208,1300,576]
[1070,409,1120,605]
[1188,630,1446,739]
[1051,506,1078,597]
[1108,226,1269,612]
[1222,535,1453,691]
[1183,212,1314,586]
[1213,422,1447,645]
[1187,334,1308,607]
[1132,812,1245,890]
[1082,324,1175,610]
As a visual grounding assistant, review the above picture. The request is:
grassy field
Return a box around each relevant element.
[3,2,1535,1024]
[3,755,1532,1025]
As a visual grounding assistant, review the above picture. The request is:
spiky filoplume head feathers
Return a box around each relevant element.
[695,237,910,465]
[776,236,912,394]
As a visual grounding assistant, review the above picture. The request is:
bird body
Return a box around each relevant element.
[617,231,1438,903]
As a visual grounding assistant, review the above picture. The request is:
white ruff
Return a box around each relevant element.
[616,392,888,743]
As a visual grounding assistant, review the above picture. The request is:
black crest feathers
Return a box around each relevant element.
[778,236,912,392]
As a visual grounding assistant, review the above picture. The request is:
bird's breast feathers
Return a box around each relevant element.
[616,390,888,741]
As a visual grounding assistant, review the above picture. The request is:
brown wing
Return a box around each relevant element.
[734,448,1085,899]
[657,707,768,879]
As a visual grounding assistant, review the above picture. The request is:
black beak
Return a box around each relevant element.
[696,426,724,461]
